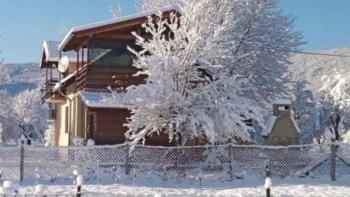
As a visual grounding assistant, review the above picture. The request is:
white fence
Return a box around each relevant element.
[0,143,349,184]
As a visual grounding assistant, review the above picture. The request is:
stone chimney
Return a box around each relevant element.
[265,99,300,145]
[273,99,292,116]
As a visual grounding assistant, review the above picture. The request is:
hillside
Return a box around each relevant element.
[289,47,350,110]
[0,63,44,95]
[289,47,350,95]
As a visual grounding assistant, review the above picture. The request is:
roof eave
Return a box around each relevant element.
[78,90,128,109]
[58,6,180,51]
[85,104,127,109]
[39,48,46,68]
[58,28,75,51]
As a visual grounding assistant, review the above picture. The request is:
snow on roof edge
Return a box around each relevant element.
[39,46,46,68]
[58,28,75,51]
[58,6,180,51]
[262,116,276,136]
[290,110,301,134]
[42,40,86,63]
[273,99,292,105]
[43,40,50,60]
[79,90,128,109]
[41,40,58,67]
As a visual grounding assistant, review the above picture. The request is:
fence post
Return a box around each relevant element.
[20,144,24,183]
[19,135,26,183]
[264,177,272,197]
[228,144,233,180]
[0,169,3,185]
[125,144,131,175]
[330,143,336,181]
[76,174,83,197]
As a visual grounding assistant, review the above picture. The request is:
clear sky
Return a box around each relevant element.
[0,0,349,63]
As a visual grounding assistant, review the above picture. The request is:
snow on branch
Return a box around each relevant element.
[125,0,302,146]
[0,89,48,144]
[137,0,182,12]
[110,4,123,18]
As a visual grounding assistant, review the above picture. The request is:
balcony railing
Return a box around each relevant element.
[42,78,59,99]
[75,64,88,90]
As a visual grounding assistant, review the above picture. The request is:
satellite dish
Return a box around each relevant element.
[58,56,69,73]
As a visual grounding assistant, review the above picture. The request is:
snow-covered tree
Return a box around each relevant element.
[138,0,302,103]
[110,4,123,18]
[0,90,19,144]
[0,122,3,144]
[137,0,181,12]
[291,75,350,144]
[314,99,339,143]
[289,47,350,144]
[0,92,7,144]
[317,75,349,141]
[7,89,48,143]
[125,12,263,145]
[125,0,302,146]
[44,120,55,146]
[292,81,316,143]
[0,90,10,113]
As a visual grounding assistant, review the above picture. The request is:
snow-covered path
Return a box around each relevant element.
[18,177,350,197]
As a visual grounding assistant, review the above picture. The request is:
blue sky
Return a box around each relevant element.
[0,0,349,63]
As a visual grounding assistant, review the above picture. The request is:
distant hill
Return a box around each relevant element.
[0,63,44,95]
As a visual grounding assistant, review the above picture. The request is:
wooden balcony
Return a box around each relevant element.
[75,64,88,90]
[42,78,58,99]
[75,64,145,91]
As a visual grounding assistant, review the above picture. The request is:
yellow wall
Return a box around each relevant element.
[53,89,86,146]
[55,101,70,146]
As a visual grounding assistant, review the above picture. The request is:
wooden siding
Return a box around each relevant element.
[83,106,176,146]
[87,108,130,145]
[145,134,176,146]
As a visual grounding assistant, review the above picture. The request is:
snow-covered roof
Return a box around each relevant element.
[262,116,276,137]
[79,90,127,109]
[262,110,301,137]
[273,99,292,105]
[290,110,301,134]
[59,6,180,51]
[43,40,78,62]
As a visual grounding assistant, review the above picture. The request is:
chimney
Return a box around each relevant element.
[273,99,291,116]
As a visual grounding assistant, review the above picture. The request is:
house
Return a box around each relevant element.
[262,100,300,145]
[40,7,179,146]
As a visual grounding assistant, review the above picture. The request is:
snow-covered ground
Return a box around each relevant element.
[16,176,350,196]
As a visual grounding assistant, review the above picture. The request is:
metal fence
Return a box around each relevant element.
[0,143,349,184]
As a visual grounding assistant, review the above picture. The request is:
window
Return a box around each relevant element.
[88,40,134,67]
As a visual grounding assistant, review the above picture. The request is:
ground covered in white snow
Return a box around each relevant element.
[17,176,350,197]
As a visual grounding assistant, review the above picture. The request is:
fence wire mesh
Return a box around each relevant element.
[0,146,20,181]
[0,143,348,183]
